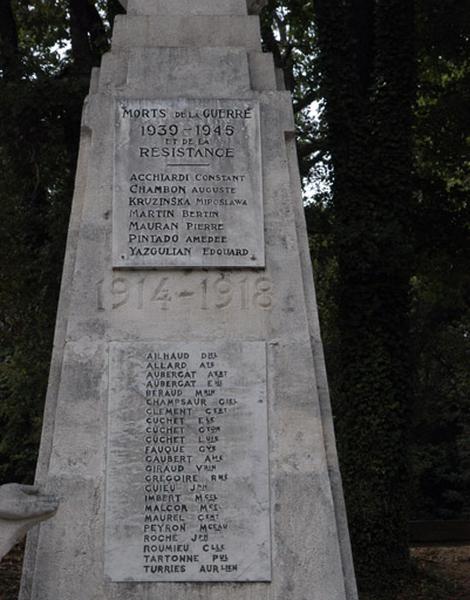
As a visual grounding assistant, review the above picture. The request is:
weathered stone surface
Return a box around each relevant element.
[113,98,264,268]
[20,1,358,599]
[128,0,247,16]
[125,0,266,15]
[106,341,270,581]
[125,48,253,96]
[112,16,261,51]
[248,52,277,91]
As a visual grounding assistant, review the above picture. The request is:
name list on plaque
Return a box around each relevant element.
[113,98,264,269]
[105,341,271,582]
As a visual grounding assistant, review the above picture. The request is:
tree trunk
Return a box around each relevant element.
[69,0,107,74]
[314,0,416,592]
[0,0,20,80]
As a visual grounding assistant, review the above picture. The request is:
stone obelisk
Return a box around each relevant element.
[20,1,357,598]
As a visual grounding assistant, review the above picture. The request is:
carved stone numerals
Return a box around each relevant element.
[97,274,273,312]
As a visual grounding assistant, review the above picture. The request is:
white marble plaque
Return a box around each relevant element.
[113,98,264,268]
[105,341,271,582]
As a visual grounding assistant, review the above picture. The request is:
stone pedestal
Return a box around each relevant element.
[20,2,357,598]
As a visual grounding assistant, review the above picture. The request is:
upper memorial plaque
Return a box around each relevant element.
[113,98,264,268]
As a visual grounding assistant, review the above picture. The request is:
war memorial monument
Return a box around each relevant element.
[17,1,358,598]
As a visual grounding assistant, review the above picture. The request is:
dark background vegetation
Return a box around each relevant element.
[0,1,469,598]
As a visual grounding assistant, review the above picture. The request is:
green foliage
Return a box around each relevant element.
[260,0,332,192]
[409,0,470,520]
[11,0,69,76]
[0,78,79,483]
[302,0,470,592]
[312,0,416,591]
[0,0,118,484]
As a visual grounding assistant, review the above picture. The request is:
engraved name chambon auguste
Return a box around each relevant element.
[96,273,274,312]
[113,99,264,269]
[105,341,271,582]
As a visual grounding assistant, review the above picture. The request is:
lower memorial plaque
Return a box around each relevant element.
[105,340,271,582]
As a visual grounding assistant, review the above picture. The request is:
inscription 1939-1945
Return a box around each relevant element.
[105,341,271,582]
[113,98,264,269]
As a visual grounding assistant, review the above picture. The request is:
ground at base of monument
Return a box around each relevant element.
[362,546,470,600]
[2,544,470,599]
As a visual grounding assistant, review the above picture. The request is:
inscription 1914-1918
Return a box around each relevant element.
[113,99,264,269]
[96,273,274,312]
[105,341,271,582]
